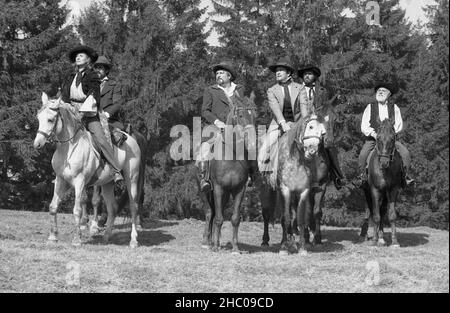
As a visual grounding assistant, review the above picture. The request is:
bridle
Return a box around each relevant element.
[376,131,396,163]
[37,107,82,144]
[301,116,325,144]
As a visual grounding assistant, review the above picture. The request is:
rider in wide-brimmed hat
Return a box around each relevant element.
[298,63,346,189]
[61,46,123,184]
[93,56,127,146]
[196,60,248,192]
[353,81,414,188]
[257,57,309,175]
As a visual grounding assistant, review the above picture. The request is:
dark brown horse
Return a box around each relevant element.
[260,114,327,254]
[199,96,257,254]
[360,119,403,247]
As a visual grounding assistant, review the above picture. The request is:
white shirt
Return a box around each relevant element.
[361,102,403,137]
[304,85,315,101]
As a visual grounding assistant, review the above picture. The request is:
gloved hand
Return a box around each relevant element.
[214,120,226,129]
[280,120,291,133]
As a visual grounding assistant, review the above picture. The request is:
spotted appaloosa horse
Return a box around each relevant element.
[360,118,404,247]
[33,93,142,248]
[260,114,327,254]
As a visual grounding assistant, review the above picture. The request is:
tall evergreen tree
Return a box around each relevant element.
[0,0,78,210]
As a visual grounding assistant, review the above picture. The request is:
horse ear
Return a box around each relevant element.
[41,92,49,106]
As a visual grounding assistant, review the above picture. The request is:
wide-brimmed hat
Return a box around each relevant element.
[374,82,398,95]
[68,45,98,63]
[268,57,294,73]
[298,64,321,78]
[212,61,237,81]
[93,55,112,70]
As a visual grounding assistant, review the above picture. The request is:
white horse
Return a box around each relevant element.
[33,92,142,248]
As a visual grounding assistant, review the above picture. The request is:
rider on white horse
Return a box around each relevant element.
[60,45,123,184]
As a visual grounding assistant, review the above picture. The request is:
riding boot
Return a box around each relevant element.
[352,170,367,188]
[247,160,259,188]
[326,147,346,190]
[198,160,211,193]
[403,168,415,187]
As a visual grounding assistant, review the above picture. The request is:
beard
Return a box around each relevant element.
[376,93,389,103]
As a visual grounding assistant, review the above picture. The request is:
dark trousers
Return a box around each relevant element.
[83,116,121,172]
[326,146,344,179]
[358,140,411,172]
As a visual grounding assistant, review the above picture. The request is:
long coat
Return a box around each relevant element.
[61,68,100,106]
[99,78,124,129]
[201,84,245,124]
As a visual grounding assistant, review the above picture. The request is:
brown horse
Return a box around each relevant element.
[199,95,257,254]
[260,114,327,254]
[360,118,403,247]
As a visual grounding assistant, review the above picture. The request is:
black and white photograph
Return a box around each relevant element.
[0,0,448,299]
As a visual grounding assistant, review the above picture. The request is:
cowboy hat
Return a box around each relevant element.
[93,55,113,70]
[268,57,294,73]
[374,82,398,95]
[298,64,321,78]
[211,61,237,81]
[68,45,98,63]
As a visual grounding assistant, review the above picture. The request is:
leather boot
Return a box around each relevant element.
[198,161,211,193]
[326,147,346,189]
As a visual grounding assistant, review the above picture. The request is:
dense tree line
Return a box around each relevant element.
[0,0,448,229]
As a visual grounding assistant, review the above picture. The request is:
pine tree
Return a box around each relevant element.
[0,0,78,210]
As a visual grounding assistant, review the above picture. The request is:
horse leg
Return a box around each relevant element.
[388,188,400,247]
[230,185,246,254]
[280,186,292,254]
[313,185,326,246]
[261,185,276,247]
[361,183,373,241]
[90,186,102,236]
[201,189,214,248]
[80,189,89,231]
[125,170,140,249]
[370,187,382,246]
[297,189,310,255]
[72,179,86,246]
[101,182,118,244]
[48,176,69,243]
[212,185,227,252]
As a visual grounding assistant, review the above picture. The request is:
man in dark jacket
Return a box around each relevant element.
[197,61,246,192]
[298,64,346,189]
[93,56,127,146]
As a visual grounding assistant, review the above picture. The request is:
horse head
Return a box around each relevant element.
[288,114,327,161]
[225,94,258,157]
[376,118,396,169]
[34,92,81,149]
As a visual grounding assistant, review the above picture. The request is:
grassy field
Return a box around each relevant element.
[0,209,448,293]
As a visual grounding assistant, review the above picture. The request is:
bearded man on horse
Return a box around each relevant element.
[353,82,414,188]
[298,64,346,190]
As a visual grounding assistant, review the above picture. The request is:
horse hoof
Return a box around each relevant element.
[261,242,269,247]
[89,227,100,237]
[299,249,308,256]
[279,250,288,256]
[390,243,400,248]
[231,250,240,255]
[201,244,210,249]
[377,239,386,247]
[47,234,58,243]
[129,241,139,249]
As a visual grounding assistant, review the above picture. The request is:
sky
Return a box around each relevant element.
[64,0,436,46]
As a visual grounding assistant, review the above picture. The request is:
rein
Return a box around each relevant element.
[375,129,396,163]
[38,107,83,144]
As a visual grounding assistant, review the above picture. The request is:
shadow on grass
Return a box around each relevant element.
[390,232,429,247]
[113,220,179,230]
[85,229,175,247]
[222,239,344,254]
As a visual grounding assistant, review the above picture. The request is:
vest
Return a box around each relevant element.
[369,102,395,133]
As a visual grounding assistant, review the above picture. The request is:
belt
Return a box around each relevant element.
[70,98,85,103]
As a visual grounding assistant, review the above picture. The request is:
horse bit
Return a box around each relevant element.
[37,107,82,144]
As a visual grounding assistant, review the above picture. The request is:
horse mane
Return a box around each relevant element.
[378,118,395,138]
[287,116,306,162]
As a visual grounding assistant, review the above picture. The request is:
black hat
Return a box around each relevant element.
[68,45,98,63]
[94,55,113,70]
[298,64,321,78]
[212,61,237,81]
[268,57,294,73]
[374,82,398,95]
